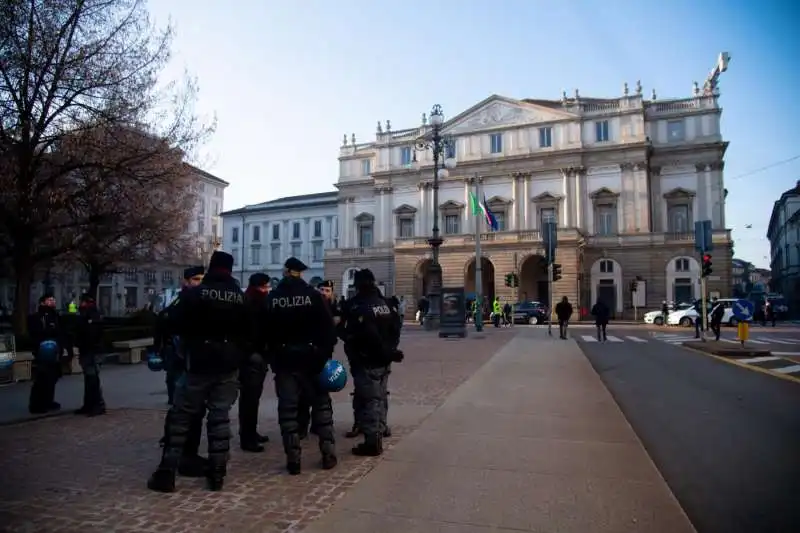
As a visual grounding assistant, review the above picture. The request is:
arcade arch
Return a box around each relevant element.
[590,258,623,316]
[666,256,700,304]
[414,259,433,302]
[464,256,496,303]
[518,254,549,303]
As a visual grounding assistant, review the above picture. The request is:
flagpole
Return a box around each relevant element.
[474,174,483,332]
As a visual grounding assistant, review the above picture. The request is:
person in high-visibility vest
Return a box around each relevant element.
[67,300,78,314]
[492,298,502,328]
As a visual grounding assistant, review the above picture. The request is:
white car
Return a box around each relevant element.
[667,298,739,327]
[644,303,692,325]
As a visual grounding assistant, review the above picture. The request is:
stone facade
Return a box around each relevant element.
[326,87,733,318]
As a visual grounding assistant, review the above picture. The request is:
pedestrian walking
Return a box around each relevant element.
[555,296,573,339]
[591,299,610,342]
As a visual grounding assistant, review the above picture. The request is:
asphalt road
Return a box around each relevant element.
[577,327,800,533]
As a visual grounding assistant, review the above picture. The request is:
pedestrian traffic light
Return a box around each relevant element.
[551,263,562,282]
[630,280,638,292]
[505,273,513,287]
[702,254,713,277]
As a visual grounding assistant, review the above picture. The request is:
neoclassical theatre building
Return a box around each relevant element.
[325,85,732,319]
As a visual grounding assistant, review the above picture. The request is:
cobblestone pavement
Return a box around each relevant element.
[0,328,515,533]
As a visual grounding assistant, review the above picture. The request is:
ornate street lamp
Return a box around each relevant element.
[412,104,457,330]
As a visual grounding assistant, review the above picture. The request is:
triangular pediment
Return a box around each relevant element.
[439,200,465,210]
[589,187,620,199]
[531,191,563,202]
[354,212,374,222]
[443,95,575,135]
[486,195,511,207]
[663,187,695,199]
[393,203,417,215]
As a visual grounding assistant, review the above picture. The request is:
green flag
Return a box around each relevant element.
[468,192,482,216]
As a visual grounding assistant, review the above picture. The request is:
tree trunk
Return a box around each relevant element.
[88,263,103,300]
[12,257,34,337]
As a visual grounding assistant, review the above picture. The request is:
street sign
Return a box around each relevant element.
[732,299,754,321]
[694,220,713,252]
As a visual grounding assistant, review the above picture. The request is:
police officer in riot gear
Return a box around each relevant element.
[154,267,208,477]
[239,272,271,452]
[266,257,337,475]
[148,251,251,492]
[340,269,402,457]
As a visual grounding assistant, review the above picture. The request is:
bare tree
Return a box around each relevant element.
[59,126,197,298]
[0,0,213,334]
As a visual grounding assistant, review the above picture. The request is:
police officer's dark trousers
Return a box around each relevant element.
[161,371,238,486]
[78,349,105,413]
[274,369,335,472]
[161,375,206,471]
[238,353,267,447]
[351,362,390,455]
[29,359,61,413]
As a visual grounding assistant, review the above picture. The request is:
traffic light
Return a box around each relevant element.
[551,263,562,282]
[702,254,713,277]
[505,273,513,287]
[512,273,519,288]
[630,280,638,292]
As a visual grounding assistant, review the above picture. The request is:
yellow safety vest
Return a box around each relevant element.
[67,302,77,314]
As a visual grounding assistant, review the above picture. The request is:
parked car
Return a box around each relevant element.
[513,301,549,325]
[667,298,738,327]
[643,302,692,325]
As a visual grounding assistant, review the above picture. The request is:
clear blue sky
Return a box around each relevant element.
[149,0,800,269]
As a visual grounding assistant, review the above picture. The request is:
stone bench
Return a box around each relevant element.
[4,351,84,383]
[111,338,153,365]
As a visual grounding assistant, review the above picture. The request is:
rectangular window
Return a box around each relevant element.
[252,225,260,242]
[313,220,322,238]
[270,244,280,264]
[232,249,239,266]
[400,147,412,166]
[540,207,556,227]
[291,243,301,257]
[312,242,323,262]
[596,205,617,235]
[675,258,690,272]
[595,120,609,142]
[124,268,138,282]
[667,120,685,142]
[445,140,456,159]
[250,246,260,265]
[292,222,301,240]
[197,218,205,234]
[600,260,614,274]
[668,205,690,233]
[490,133,503,154]
[361,159,371,175]
[444,215,460,235]
[538,127,553,148]
[398,218,414,238]
[232,227,239,243]
[493,211,506,231]
[272,223,280,240]
[144,270,156,283]
[358,225,373,248]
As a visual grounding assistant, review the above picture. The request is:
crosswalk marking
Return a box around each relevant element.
[605,336,624,342]
[743,339,769,345]
[626,336,647,343]
[773,365,800,375]
[738,356,781,364]
[772,351,800,357]
[759,338,799,345]
[581,336,597,342]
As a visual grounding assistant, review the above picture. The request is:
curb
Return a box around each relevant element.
[681,344,800,385]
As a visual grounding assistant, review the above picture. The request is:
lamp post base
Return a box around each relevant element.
[423,258,443,332]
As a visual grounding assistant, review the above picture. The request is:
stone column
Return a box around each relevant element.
[574,167,585,229]
[462,177,471,234]
[376,188,385,243]
[523,175,531,229]
[712,161,726,229]
[632,162,647,232]
[416,183,425,237]
[561,169,571,227]
[649,166,663,233]
[510,173,518,231]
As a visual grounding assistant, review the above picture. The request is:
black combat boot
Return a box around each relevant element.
[206,465,226,491]
[352,435,383,457]
[345,423,361,438]
[320,440,338,470]
[256,432,270,443]
[240,436,265,453]
[382,427,392,438]
[178,455,208,477]
[147,468,176,493]
[283,433,302,475]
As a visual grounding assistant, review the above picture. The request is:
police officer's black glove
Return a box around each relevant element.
[390,349,404,363]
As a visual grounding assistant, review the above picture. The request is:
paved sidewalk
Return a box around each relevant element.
[304,330,696,533]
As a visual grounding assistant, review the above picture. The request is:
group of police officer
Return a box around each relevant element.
[147,251,403,492]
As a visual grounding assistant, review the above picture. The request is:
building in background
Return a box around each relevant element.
[0,164,228,315]
[732,258,771,298]
[220,192,338,288]
[767,180,800,313]
[326,83,732,318]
